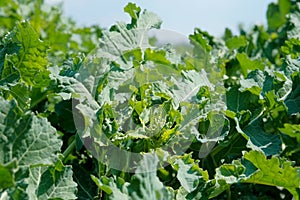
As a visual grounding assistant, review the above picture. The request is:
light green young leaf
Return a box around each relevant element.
[0,161,15,189]
[279,123,300,143]
[243,151,300,199]
[267,0,291,31]
[2,21,50,87]
[236,53,264,77]
[124,3,141,22]
[225,35,247,50]
[92,175,129,200]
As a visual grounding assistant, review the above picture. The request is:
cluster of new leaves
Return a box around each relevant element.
[1,0,300,199]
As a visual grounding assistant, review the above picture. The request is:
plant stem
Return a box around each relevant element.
[62,137,76,163]
[226,187,232,200]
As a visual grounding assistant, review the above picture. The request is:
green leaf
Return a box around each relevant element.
[73,163,98,200]
[235,116,282,156]
[225,36,247,50]
[0,162,15,189]
[267,0,291,31]
[287,4,300,39]
[2,21,50,87]
[239,69,291,99]
[144,48,171,65]
[239,70,266,96]
[92,175,129,200]
[124,3,141,22]
[0,97,62,166]
[8,115,61,167]
[285,72,300,114]
[189,28,212,53]
[215,150,300,199]
[0,40,20,82]
[130,154,174,200]
[236,53,264,77]
[215,160,246,196]
[279,123,300,143]
[227,87,260,113]
[50,73,101,139]
[243,151,300,198]
[27,166,77,200]
[281,38,300,58]
[174,156,209,193]
[176,159,200,193]
[155,69,214,108]
[98,7,161,69]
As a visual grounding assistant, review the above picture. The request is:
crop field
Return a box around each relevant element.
[0,0,300,199]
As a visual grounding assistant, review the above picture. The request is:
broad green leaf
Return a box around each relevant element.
[239,69,291,99]
[235,116,282,156]
[239,78,262,96]
[243,151,300,199]
[215,160,246,193]
[50,73,101,139]
[176,159,200,193]
[130,154,174,200]
[171,154,212,199]
[239,70,265,96]
[154,69,215,109]
[197,113,230,158]
[215,150,300,199]
[283,56,300,77]
[227,86,260,113]
[287,4,300,39]
[27,166,77,200]
[97,7,161,70]
[285,72,300,114]
[7,84,31,111]
[7,115,61,167]
[144,48,171,65]
[0,41,20,81]
[137,9,162,30]
[174,155,209,193]
[0,97,62,167]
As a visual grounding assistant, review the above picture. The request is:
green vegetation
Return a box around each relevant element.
[1,0,300,199]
